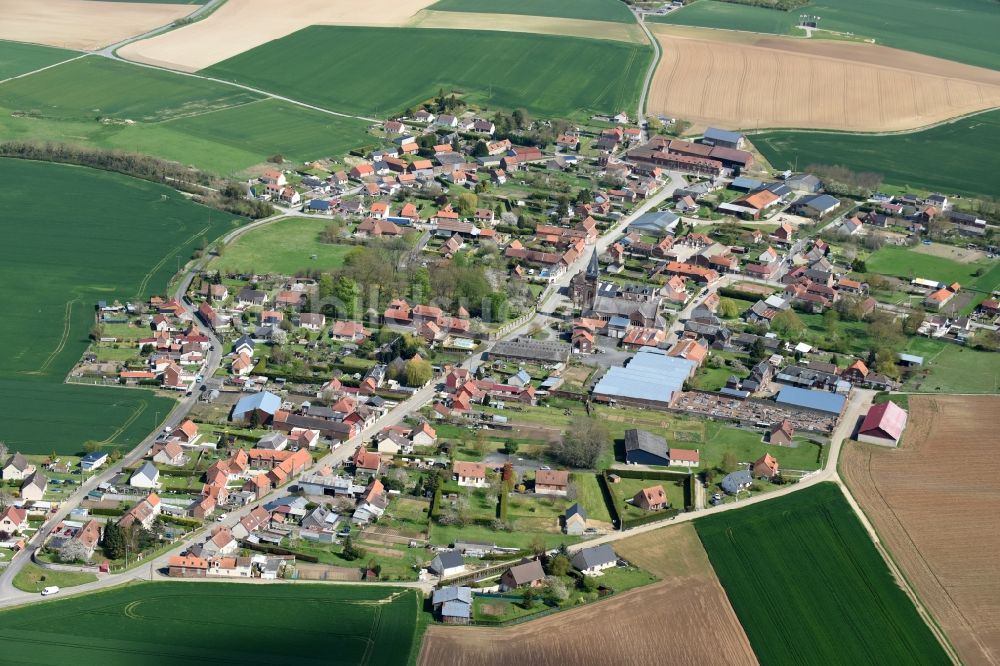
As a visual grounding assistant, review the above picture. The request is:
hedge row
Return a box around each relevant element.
[620,507,681,530]
[240,540,319,563]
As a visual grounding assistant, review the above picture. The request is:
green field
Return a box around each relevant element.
[12,563,97,593]
[0,582,421,666]
[653,0,1000,70]
[0,158,243,454]
[753,110,1000,199]
[428,0,635,22]
[0,57,373,174]
[211,216,354,274]
[0,40,77,81]
[902,337,1000,394]
[205,26,651,120]
[696,483,949,665]
[866,245,1000,290]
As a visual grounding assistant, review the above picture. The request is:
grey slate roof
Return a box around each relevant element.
[624,428,669,460]
[571,544,618,570]
[432,586,473,605]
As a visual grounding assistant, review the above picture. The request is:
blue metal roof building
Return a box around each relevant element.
[232,391,281,421]
[775,386,846,415]
[592,347,695,407]
[703,127,744,146]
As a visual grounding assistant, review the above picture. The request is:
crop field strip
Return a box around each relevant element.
[841,395,1000,666]
[0,158,241,453]
[0,39,79,81]
[651,0,1000,71]
[0,583,421,666]
[695,483,951,665]
[203,26,651,121]
[0,0,197,51]
[0,56,374,174]
[426,0,636,23]
[752,108,1000,199]
[647,24,1000,134]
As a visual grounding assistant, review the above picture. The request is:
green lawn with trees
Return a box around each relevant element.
[210,216,355,274]
[0,582,421,666]
[204,26,651,120]
[696,483,950,666]
[653,0,1000,70]
[0,158,241,454]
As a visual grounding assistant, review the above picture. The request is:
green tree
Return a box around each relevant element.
[341,536,365,561]
[771,309,805,338]
[502,439,519,455]
[547,554,571,577]
[332,276,359,317]
[549,417,607,468]
[717,298,740,319]
[721,451,739,473]
[404,358,433,387]
[472,140,489,157]
[456,192,478,217]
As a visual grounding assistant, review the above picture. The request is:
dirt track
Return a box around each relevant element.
[0,0,194,51]
[419,523,757,666]
[648,24,1000,132]
[841,395,1000,666]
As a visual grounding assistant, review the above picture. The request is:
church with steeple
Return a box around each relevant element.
[569,249,663,328]
[569,250,601,309]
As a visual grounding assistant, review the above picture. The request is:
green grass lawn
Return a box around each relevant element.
[611,477,686,518]
[572,473,612,523]
[902,337,1000,394]
[11,563,97,593]
[211,216,355,274]
[653,0,1000,70]
[204,26,651,120]
[0,57,373,174]
[0,581,420,666]
[0,158,242,454]
[696,483,949,665]
[429,521,580,550]
[0,40,77,80]
[753,110,1000,199]
[428,0,635,22]
[866,244,1000,289]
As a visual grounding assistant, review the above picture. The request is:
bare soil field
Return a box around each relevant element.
[407,10,647,43]
[0,0,194,51]
[841,394,1000,666]
[648,25,1000,132]
[119,0,438,71]
[419,523,758,666]
[911,243,988,264]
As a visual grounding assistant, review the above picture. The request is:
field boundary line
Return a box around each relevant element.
[0,53,88,86]
[97,400,148,445]
[746,105,1000,138]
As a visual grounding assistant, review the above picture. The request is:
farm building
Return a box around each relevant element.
[432,586,472,624]
[702,127,745,149]
[231,391,281,424]
[429,551,466,578]
[592,348,696,409]
[624,429,670,466]
[628,210,679,236]
[857,401,908,446]
[489,338,571,365]
[791,193,840,218]
[775,386,846,416]
[564,503,588,535]
[571,544,618,575]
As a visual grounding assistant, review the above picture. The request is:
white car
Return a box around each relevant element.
[41,586,60,596]
[216,513,227,522]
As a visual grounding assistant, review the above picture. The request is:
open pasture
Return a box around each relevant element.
[647,24,1000,133]
[0,40,77,81]
[901,338,1000,394]
[841,394,1000,666]
[752,109,1000,199]
[427,0,635,23]
[0,582,421,666]
[420,523,758,665]
[865,244,999,288]
[204,26,650,120]
[211,216,356,275]
[0,0,195,51]
[695,483,950,666]
[0,158,240,454]
[652,0,1000,71]
[0,57,372,174]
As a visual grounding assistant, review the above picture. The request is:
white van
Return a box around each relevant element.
[41,586,60,596]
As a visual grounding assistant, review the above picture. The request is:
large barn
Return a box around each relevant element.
[857,401,908,446]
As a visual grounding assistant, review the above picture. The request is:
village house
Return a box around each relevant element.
[20,472,47,502]
[534,469,569,496]
[453,461,488,488]
[633,485,668,511]
[752,453,780,480]
[118,493,161,530]
[432,586,473,624]
[429,550,466,578]
[0,506,28,534]
[499,559,545,591]
[571,544,618,575]
[2,453,34,481]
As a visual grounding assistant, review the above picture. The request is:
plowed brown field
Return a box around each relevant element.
[841,394,1000,666]
[648,25,1000,132]
[418,523,757,666]
[0,0,194,51]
